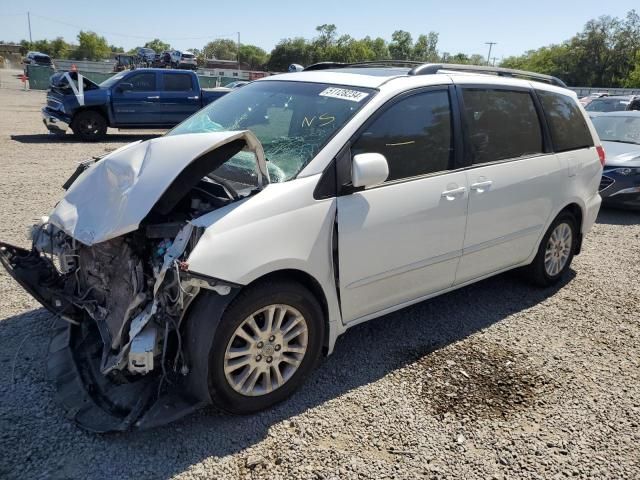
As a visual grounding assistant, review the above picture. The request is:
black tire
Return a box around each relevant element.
[207,280,324,414]
[524,212,577,287]
[72,110,107,142]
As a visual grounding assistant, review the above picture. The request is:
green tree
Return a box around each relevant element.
[109,44,124,53]
[267,37,312,71]
[413,32,439,62]
[388,30,413,60]
[203,39,237,60]
[363,36,390,60]
[238,44,268,69]
[144,38,171,53]
[49,37,70,58]
[72,31,111,61]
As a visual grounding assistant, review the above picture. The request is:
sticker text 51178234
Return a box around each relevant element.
[319,87,369,102]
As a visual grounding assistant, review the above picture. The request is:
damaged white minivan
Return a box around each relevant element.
[1,63,604,432]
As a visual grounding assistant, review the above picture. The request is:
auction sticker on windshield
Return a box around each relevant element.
[319,87,369,102]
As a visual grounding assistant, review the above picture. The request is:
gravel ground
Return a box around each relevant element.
[0,72,639,480]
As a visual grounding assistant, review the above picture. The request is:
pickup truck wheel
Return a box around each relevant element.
[524,212,577,287]
[72,111,107,142]
[207,280,324,414]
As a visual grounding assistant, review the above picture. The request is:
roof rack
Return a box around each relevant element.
[303,60,424,71]
[407,63,567,88]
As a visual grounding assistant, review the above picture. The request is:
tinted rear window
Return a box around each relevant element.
[538,90,594,152]
[461,89,543,164]
[585,98,629,112]
[163,74,193,91]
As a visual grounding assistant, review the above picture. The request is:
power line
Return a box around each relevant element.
[27,12,239,41]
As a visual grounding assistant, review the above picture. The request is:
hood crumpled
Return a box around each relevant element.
[49,131,267,246]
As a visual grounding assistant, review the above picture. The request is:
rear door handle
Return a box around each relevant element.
[147,96,160,100]
[441,186,467,199]
[470,180,493,192]
[187,96,199,100]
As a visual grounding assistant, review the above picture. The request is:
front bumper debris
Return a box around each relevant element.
[0,240,238,432]
[42,107,70,135]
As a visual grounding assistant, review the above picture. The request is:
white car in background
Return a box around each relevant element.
[0,62,603,432]
[170,50,198,70]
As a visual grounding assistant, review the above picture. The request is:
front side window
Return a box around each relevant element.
[126,73,156,92]
[352,90,453,182]
[461,89,543,164]
[163,74,193,92]
[538,90,594,152]
[168,81,374,182]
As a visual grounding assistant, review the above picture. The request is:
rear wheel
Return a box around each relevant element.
[208,280,324,414]
[72,110,107,142]
[524,212,577,287]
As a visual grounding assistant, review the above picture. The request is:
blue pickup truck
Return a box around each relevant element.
[42,69,230,141]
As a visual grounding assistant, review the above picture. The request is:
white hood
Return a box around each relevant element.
[49,131,268,246]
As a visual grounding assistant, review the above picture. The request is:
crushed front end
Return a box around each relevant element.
[0,131,267,432]
[0,220,236,432]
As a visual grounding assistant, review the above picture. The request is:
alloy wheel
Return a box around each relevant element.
[223,304,308,397]
[544,222,572,276]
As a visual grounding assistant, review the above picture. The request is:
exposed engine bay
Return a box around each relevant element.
[0,131,266,431]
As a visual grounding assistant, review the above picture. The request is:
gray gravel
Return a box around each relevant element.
[1,72,639,480]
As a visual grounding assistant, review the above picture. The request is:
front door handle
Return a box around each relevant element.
[441,186,467,200]
[470,180,493,192]
[187,96,199,100]
[147,96,160,100]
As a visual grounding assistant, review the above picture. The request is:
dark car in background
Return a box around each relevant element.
[136,47,156,66]
[585,95,640,113]
[590,111,640,209]
[23,51,54,74]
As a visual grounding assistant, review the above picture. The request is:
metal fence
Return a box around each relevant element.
[54,59,115,74]
[26,65,243,90]
[569,87,640,96]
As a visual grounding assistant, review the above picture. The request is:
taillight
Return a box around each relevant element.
[596,145,606,167]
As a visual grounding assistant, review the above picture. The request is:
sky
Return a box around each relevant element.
[0,0,637,60]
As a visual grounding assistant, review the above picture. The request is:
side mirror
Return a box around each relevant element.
[352,153,389,188]
[117,82,134,92]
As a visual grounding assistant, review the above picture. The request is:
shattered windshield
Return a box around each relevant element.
[168,80,375,182]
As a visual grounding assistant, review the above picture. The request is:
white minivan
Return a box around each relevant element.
[0,63,603,431]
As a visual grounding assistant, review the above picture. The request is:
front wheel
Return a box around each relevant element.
[524,212,577,287]
[72,110,107,142]
[207,280,324,414]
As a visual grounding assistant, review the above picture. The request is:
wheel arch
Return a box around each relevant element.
[71,106,110,127]
[242,268,332,354]
[557,202,584,255]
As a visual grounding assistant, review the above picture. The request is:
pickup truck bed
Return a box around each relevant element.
[42,69,230,141]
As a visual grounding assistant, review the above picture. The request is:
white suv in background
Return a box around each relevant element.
[0,63,603,432]
[169,50,198,70]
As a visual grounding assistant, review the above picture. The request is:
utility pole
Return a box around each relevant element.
[491,57,498,66]
[485,42,496,66]
[27,12,33,44]
[237,32,241,71]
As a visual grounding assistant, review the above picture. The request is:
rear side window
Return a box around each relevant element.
[538,90,594,152]
[126,73,156,91]
[352,90,453,182]
[461,89,543,164]
[163,74,193,92]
